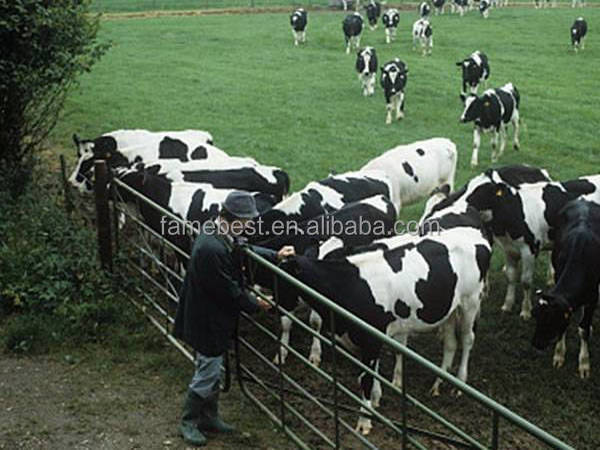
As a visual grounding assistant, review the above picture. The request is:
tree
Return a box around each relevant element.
[0,0,109,194]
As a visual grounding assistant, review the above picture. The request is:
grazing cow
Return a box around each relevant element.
[571,18,587,52]
[533,200,600,379]
[290,8,308,46]
[572,0,584,7]
[276,220,491,435]
[456,51,490,96]
[134,158,290,203]
[356,47,378,97]
[69,129,220,193]
[451,0,469,16]
[380,59,409,124]
[459,83,521,167]
[432,0,447,14]
[479,0,490,18]
[343,13,364,54]
[382,9,400,44]
[412,19,433,56]
[365,1,381,30]
[419,1,432,17]
[361,137,457,208]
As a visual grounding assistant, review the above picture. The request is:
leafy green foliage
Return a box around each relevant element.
[0,0,109,194]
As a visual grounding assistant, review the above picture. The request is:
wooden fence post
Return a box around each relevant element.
[94,160,113,272]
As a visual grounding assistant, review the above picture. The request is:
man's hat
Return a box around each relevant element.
[222,191,260,219]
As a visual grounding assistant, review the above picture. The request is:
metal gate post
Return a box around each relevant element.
[329,310,340,449]
[94,160,113,272]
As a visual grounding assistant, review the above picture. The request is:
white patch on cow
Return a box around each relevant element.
[460,95,477,122]
[318,236,345,259]
[361,193,394,214]
[275,191,308,216]
[471,51,482,66]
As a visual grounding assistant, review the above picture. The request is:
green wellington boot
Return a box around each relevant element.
[179,389,207,446]
[197,389,236,433]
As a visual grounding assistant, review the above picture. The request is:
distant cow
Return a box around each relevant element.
[382,9,400,44]
[69,129,219,193]
[459,83,521,167]
[432,0,447,14]
[419,1,431,17]
[456,51,490,95]
[479,0,490,17]
[451,0,469,16]
[571,18,587,52]
[412,19,433,56]
[365,1,381,30]
[361,137,457,208]
[572,0,584,7]
[533,199,600,379]
[356,47,378,96]
[343,13,364,54]
[380,59,408,124]
[290,8,308,46]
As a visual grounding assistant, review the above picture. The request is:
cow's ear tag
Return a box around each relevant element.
[564,311,571,320]
[496,188,503,197]
[484,101,491,107]
[105,152,111,158]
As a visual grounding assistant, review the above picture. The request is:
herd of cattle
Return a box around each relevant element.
[68,123,598,434]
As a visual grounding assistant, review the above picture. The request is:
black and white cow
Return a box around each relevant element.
[451,0,469,16]
[419,1,432,17]
[356,47,378,97]
[459,83,520,167]
[412,18,433,56]
[380,59,408,124]
[382,9,400,44]
[290,8,308,46]
[571,18,587,52]
[69,129,220,193]
[361,137,457,208]
[456,51,490,96]
[275,216,491,435]
[133,158,290,203]
[533,199,600,379]
[343,12,364,54]
[572,0,584,7]
[479,0,490,18]
[432,0,447,14]
[365,1,381,30]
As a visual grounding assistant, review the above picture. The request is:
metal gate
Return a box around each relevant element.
[89,161,575,450]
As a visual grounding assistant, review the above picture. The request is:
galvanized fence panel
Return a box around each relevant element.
[105,173,575,450]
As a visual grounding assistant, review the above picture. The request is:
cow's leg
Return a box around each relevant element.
[454,296,480,395]
[497,124,507,159]
[386,101,393,125]
[471,127,481,167]
[274,315,292,365]
[356,35,361,51]
[293,31,298,46]
[371,360,382,408]
[385,28,391,44]
[501,251,520,313]
[512,111,521,150]
[519,251,536,320]
[430,314,458,396]
[490,129,500,162]
[553,332,567,368]
[308,309,323,367]
[392,333,408,388]
[356,357,379,435]
[369,74,375,95]
[302,31,306,43]
[578,300,597,378]
[396,93,405,120]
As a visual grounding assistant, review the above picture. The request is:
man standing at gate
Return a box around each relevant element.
[173,191,294,446]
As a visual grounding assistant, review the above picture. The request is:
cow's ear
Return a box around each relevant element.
[459,93,466,103]
[456,61,463,67]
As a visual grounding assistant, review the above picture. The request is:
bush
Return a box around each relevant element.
[0,0,109,194]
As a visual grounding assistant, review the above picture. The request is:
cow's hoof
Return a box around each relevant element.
[514,143,520,151]
[397,114,404,121]
[451,388,463,398]
[392,376,403,389]
[386,119,392,125]
[579,362,590,379]
[553,355,565,368]
[355,419,372,436]
[470,160,478,168]
[308,355,321,367]
[500,304,512,314]
[273,353,287,365]
[519,310,532,321]
[430,385,441,397]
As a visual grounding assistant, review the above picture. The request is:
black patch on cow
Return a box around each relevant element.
[496,165,551,186]
[190,145,208,159]
[383,243,416,273]
[93,136,118,155]
[416,148,425,156]
[415,240,457,324]
[475,244,490,281]
[402,162,414,177]
[320,175,390,205]
[414,175,419,183]
[158,137,189,162]
[394,299,411,318]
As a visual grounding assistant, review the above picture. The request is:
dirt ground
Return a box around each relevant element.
[0,348,291,450]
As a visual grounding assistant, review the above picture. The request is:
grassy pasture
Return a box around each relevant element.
[53,6,600,448]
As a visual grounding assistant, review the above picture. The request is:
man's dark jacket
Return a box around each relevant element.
[173,232,276,357]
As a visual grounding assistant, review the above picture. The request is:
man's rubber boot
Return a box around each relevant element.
[179,389,207,446]
[198,390,236,433]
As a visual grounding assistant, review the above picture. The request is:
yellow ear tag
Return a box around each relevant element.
[484,101,491,107]
[564,312,571,320]
[496,189,503,197]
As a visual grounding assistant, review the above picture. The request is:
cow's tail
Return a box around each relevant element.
[511,84,520,109]
[446,140,458,192]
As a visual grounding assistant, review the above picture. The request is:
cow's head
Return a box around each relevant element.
[380,60,408,93]
[532,291,572,350]
[68,134,119,194]
[356,47,376,75]
[459,93,481,123]
[463,171,514,221]
[456,58,479,86]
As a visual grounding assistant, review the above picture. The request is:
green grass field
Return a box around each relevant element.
[52,7,600,448]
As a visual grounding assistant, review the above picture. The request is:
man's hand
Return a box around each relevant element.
[257,298,272,311]
[277,246,295,261]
